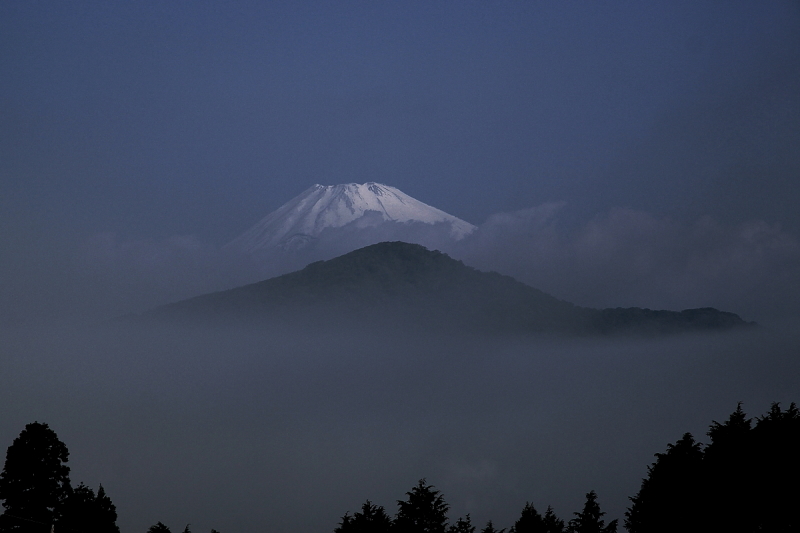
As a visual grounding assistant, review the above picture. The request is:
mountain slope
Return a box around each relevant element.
[226,183,476,254]
[144,242,752,336]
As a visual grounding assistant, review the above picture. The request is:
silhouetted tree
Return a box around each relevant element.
[624,433,703,533]
[0,422,70,533]
[94,486,119,533]
[749,402,799,532]
[510,502,542,533]
[707,403,752,446]
[541,507,564,533]
[447,515,475,533]
[566,491,616,533]
[393,479,449,533]
[625,402,799,533]
[479,521,504,533]
[335,500,392,533]
[58,483,119,533]
[509,504,564,533]
[703,403,755,533]
[147,523,171,533]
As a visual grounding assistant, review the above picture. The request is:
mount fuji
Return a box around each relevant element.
[226,183,476,258]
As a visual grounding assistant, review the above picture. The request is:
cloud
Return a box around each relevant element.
[458,206,800,322]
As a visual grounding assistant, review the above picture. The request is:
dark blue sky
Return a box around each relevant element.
[3,1,798,244]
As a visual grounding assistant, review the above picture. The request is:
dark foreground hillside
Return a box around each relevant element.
[138,242,752,336]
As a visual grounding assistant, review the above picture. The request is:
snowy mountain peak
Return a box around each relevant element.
[227,182,476,254]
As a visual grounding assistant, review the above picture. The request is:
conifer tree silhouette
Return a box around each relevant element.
[94,486,119,533]
[625,402,799,533]
[510,503,564,533]
[566,491,616,533]
[541,507,564,533]
[447,515,475,533]
[703,403,755,533]
[624,433,703,533]
[335,500,392,533]
[479,521,504,533]
[147,522,171,533]
[750,402,799,532]
[58,482,120,533]
[510,502,543,533]
[0,422,70,533]
[393,479,449,533]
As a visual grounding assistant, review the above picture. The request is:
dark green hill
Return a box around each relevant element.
[141,241,753,335]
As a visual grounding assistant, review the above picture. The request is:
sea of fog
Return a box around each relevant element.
[1,319,798,533]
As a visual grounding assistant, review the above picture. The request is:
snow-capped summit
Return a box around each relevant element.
[227,182,476,254]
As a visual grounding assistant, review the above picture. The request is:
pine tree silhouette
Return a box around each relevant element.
[479,521,504,533]
[147,522,171,533]
[58,482,120,533]
[510,502,543,533]
[509,502,563,533]
[335,500,392,533]
[0,422,70,533]
[750,402,799,532]
[541,507,564,533]
[567,491,616,533]
[393,479,450,533]
[703,403,755,533]
[625,402,799,533]
[624,433,703,533]
[447,515,475,533]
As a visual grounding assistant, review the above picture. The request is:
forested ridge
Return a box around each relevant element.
[0,403,796,532]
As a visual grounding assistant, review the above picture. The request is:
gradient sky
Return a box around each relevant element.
[2,1,799,245]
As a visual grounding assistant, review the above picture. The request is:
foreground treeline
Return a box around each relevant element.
[0,422,118,533]
[334,402,800,533]
[0,423,220,533]
[626,402,799,533]
[0,402,797,532]
[336,481,614,533]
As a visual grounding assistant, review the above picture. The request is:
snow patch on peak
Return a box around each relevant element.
[227,182,476,254]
